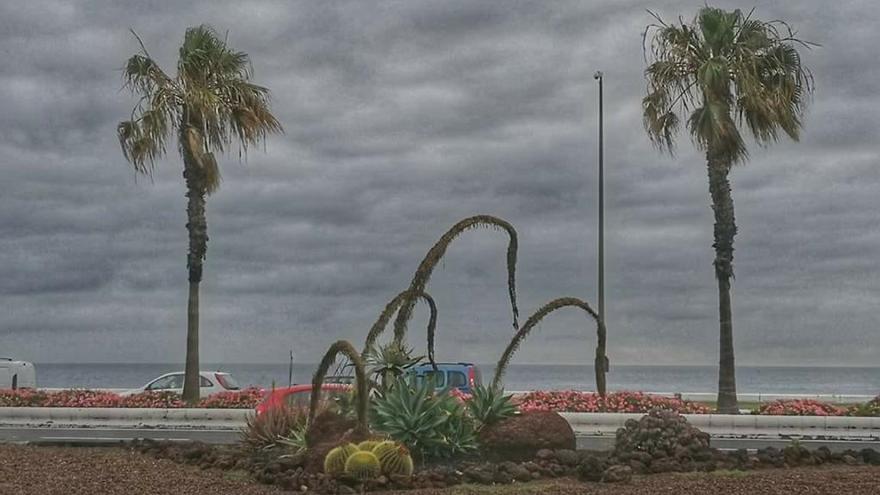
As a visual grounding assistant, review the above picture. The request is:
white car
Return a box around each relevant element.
[123,371,241,398]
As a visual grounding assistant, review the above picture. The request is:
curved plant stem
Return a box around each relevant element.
[308,340,369,434]
[392,215,520,345]
[362,290,437,362]
[492,297,607,395]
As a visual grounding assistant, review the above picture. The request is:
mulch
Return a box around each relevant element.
[0,444,282,495]
[2,444,880,495]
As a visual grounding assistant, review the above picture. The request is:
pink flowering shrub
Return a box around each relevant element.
[447,388,473,403]
[517,390,712,414]
[119,391,185,408]
[0,388,264,408]
[0,388,48,407]
[41,389,122,408]
[752,399,848,416]
[198,387,264,409]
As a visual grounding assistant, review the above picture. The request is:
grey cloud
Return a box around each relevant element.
[0,0,878,368]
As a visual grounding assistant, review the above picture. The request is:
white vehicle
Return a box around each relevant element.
[122,371,241,398]
[0,358,37,389]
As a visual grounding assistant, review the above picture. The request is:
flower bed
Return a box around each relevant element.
[517,390,712,414]
[752,399,848,416]
[0,387,264,409]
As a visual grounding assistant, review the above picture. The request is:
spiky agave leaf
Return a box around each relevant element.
[492,297,607,396]
[362,290,437,362]
[309,340,369,434]
[392,215,520,346]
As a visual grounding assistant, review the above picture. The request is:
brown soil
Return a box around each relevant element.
[3,444,880,495]
[0,444,282,495]
[382,465,880,494]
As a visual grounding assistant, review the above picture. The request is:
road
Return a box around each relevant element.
[0,426,240,445]
[3,426,880,453]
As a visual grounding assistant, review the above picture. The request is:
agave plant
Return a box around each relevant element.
[371,377,477,460]
[391,215,520,349]
[365,341,424,390]
[276,420,310,454]
[466,385,517,430]
[240,404,308,451]
[492,297,607,396]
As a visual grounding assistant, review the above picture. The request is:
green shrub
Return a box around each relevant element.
[466,385,517,429]
[371,377,477,460]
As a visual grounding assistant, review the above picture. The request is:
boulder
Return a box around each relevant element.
[601,465,633,483]
[612,409,713,473]
[479,412,576,461]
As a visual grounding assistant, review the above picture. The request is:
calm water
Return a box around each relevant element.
[33,363,880,395]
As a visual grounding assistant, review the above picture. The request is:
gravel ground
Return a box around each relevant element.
[0,445,282,495]
[2,445,879,495]
[391,466,880,495]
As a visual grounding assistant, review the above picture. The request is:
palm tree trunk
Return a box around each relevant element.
[182,164,208,405]
[594,320,608,397]
[707,149,738,414]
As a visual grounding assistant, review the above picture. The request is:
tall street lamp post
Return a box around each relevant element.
[594,71,605,325]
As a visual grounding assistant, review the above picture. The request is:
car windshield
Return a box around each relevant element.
[215,373,240,390]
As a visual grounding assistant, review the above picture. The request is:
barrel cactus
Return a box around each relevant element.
[323,443,359,476]
[373,440,414,477]
[357,440,381,452]
[344,451,381,481]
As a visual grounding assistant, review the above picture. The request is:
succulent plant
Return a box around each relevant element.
[373,440,414,477]
[466,385,517,429]
[323,443,359,476]
[357,440,381,452]
[344,451,381,481]
[371,377,478,459]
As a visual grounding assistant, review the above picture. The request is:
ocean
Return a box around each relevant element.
[31,363,880,395]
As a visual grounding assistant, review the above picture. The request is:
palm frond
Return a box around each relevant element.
[643,7,814,162]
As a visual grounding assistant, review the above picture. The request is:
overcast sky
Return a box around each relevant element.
[1,0,878,367]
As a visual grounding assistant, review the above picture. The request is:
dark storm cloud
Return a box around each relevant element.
[1,0,878,370]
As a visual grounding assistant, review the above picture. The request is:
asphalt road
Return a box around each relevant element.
[3,426,880,453]
[0,426,240,445]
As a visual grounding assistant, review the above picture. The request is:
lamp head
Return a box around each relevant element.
[593,70,603,80]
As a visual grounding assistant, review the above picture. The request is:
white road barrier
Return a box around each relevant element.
[1,408,879,442]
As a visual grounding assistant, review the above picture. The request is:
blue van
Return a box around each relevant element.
[408,362,482,393]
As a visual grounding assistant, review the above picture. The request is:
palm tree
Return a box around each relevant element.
[118,26,282,403]
[642,7,813,413]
